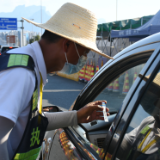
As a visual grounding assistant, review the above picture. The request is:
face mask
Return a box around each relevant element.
[60,43,87,75]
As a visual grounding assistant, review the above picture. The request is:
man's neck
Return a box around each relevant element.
[38,39,65,73]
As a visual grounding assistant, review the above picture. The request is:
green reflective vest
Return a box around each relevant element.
[0,53,48,160]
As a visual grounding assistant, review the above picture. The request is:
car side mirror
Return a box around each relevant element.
[42,106,62,112]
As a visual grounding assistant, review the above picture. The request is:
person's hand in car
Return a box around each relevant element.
[77,100,109,123]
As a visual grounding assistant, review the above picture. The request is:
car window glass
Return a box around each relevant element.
[69,63,148,160]
[86,63,145,160]
[114,69,160,160]
[94,63,145,113]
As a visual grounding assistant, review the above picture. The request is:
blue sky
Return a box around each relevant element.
[1,0,160,23]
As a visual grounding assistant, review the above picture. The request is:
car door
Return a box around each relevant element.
[109,46,160,160]
[46,40,160,160]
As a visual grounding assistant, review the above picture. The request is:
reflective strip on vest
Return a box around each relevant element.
[7,54,29,67]
[138,129,160,153]
[14,146,41,160]
[140,125,150,134]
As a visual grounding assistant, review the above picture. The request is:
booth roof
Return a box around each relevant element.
[97,15,153,33]
[110,10,160,40]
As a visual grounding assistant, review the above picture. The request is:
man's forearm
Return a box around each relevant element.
[44,111,78,131]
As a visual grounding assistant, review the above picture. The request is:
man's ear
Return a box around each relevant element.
[62,39,71,53]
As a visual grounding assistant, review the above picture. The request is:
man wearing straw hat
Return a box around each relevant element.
[0,3,112,160]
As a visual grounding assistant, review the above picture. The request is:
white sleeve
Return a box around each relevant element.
[0,67,35,124]
[44,111,78,131]
[125,126,140,145]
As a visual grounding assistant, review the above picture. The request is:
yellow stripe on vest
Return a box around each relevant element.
[138,129,160,153]
[39,74,43,115]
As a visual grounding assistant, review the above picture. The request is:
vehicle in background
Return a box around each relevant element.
[0,46,18,55]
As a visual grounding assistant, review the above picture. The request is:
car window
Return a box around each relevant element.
[85,63,146,160]
[114,69,160,160]
[94,63,145,113]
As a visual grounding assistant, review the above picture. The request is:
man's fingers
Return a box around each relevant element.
[91,105,103,111]
[92,100,107,105]
[96,111,104,116]
[89,105,109,113]
[96,117,104,121]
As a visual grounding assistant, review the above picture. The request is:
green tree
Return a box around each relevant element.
[29,35,40,44]
[34,35,40,41]
[29,38,34,44]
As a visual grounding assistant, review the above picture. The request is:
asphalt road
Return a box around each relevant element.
[41,74,86,160]
[42,74,86,110]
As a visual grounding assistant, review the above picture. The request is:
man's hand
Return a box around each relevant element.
[77,100,109,123]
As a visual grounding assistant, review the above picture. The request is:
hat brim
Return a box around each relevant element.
[22,17,113,59]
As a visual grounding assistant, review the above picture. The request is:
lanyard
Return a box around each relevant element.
[138,129,159,153]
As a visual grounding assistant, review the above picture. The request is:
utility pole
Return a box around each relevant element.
[19,19,24,47]
[41,0,42,35]
[116,0,117,21]
[30,19,34,41]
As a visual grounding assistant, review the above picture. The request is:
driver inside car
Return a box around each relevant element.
[108,72,160,160]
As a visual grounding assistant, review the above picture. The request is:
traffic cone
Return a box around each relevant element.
[107,82,113,91]
[113,78,119,92]
[84,61,90,82]
[88,61,92,81]
[133,72,137,84]
[96,61,99,73]
[89,60,95,80]
[93,61,95,75]
[79,64,86,81]
[122,72,129,94]
[82,64,86,81]
[101,59,103,68]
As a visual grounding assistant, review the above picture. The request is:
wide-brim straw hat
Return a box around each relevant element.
[22,2,113,59]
